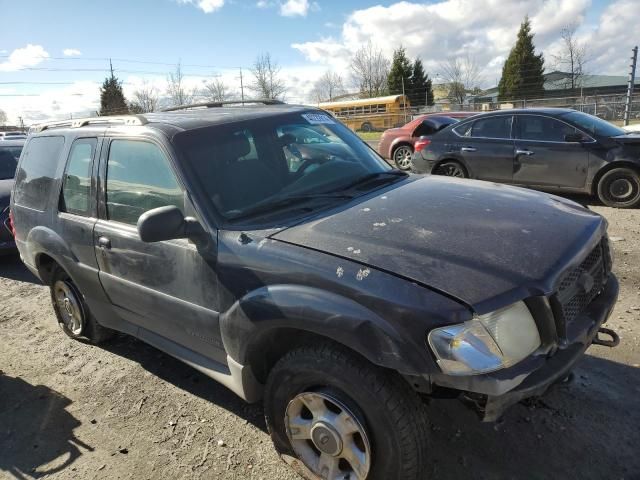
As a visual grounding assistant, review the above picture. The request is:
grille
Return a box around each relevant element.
[553,239,608,329]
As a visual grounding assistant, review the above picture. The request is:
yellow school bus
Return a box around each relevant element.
[318,95,411,132]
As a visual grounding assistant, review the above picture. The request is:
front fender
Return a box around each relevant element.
[220,284,427,374]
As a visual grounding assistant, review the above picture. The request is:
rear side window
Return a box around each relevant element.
[106,140,183,225]
[61,138,96,216]
[14,136,65,210]
[469,116,512,139]
[0,145,22,180]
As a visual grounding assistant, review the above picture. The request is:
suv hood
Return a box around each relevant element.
[612,133,640,144]
[272,176,605,313]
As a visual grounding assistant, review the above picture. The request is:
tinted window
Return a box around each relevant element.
[0,145,22,180]
[470,116,512,139]
[61,138,96,216]
[413,121,436,137]
[560,111,624,137]
[106,140,183,225]
[516,115,580,142]
[14,136,65,210]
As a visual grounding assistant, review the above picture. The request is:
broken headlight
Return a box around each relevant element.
[428,301,541,375]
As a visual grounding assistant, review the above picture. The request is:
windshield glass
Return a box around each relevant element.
[561,111,625,137]
[0,145,22,179]
[174,111,394,221]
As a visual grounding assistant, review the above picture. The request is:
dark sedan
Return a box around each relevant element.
[412,108,640,208]
[0,139,24,254]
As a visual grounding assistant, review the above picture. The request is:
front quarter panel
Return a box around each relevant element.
[216,230,471,375]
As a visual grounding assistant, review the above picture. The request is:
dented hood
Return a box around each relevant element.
[272,176,605,313]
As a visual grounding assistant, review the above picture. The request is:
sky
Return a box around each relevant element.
[0,0,637,124]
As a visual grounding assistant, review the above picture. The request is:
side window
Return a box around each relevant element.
[453,122,473,137]
[516,115,580,142]
[106,140,183,226]
[14,136,65,211]
[470,116,512,139]
[61,138,96,216]
[413,121,436,137]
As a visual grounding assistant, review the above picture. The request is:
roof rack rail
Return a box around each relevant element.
[31,115,148,133]
[161,99,285,112]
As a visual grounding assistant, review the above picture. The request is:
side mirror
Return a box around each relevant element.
[137,205,203,243]
[564,133,586,143]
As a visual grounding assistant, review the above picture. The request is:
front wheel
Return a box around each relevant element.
[393,145,414,170]
[597,167,640,208]
[264,344,429,480]
[433,160,467,178]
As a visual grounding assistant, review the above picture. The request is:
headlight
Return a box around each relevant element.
[428,301,541,375]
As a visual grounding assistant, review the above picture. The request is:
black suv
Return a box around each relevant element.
[411,108,640,208]
[12,103,619,480]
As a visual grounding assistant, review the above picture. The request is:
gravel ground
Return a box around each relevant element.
[1,198,639,480]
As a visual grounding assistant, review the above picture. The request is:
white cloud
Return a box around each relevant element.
[280,0,311,17]
[63,48,82,57]
[291,0,635,88]
[178,0,224,13]
[0,44,49,72]
[256,0,273,7]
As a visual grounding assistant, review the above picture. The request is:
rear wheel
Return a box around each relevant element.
[393,145,414,170]
[360,122,373,133]
[264,343,429,480]
[597,167,640,208]
[50,266,114,343]
[433,160,467,178]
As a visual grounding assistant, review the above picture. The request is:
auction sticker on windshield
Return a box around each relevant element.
[302,113,335,125]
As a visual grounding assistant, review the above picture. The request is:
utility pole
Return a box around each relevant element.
[239,67,245,105]
[623,46,638,126]
[18,116,25,132]
[401,76,407,122]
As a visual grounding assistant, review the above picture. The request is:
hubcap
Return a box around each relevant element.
[54,280,84,335]
[394,147,413,169]
[438,163,464,177]
[609,178,633,199]
[286,391,371,480]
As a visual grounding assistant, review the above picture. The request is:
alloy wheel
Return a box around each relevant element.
[53,280,85,335]
[394,146,413,170]
[436,162,465,177]
[285,391,371,480]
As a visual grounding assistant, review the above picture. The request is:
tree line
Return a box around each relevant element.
[99,16,588,116]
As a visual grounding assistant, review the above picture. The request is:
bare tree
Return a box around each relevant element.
[130,81,159,113]
[439,55,482,105]
[350,41,390,98]
[166,62,193,106]
[0,108,7,126]
[202,77,232,102]
[249,53,287,100]
[309,70,346,102]
[552,24,588,93]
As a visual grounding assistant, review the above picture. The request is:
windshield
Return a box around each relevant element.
[174,111,394,222]
[0,145,22,179]
[561,111,625,137]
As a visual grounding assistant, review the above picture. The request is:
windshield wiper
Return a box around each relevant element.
[228,192,354,221]
[331,169,408,193]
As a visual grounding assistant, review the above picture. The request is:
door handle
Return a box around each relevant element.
[515,149,534,156]
[97,236,111,249]
[460,147,477,152]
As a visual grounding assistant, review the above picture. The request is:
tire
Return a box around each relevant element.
[392,145,414,170]
[50,266,114,343]
[433,160,467,178]
[596,167,640,208]
[361,123,373,133]
[264,343,429,480]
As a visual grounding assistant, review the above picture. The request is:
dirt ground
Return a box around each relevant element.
[1,197,639,480]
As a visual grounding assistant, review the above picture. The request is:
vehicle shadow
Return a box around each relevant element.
[0,373,93,479]
[0,254,41,285]
[100,335,268,432]
[424,353,640,479]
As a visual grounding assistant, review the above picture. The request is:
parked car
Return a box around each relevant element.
[0,139,24,254]
[378,112,476,170]
[12,104,619,480]
[412,108,640,208]
[0,131,27,141]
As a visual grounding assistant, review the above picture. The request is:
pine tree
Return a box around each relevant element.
[387,47,413,97]
[100,61,129,116]
[409,58,434,107]
[498,17,545,101]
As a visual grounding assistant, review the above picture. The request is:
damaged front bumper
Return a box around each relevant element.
[430,275,619,422]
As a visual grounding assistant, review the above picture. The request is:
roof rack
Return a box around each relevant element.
[31,115,148,133]
[161,99,285,112]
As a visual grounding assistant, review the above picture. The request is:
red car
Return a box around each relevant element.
[379,112,477,169]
